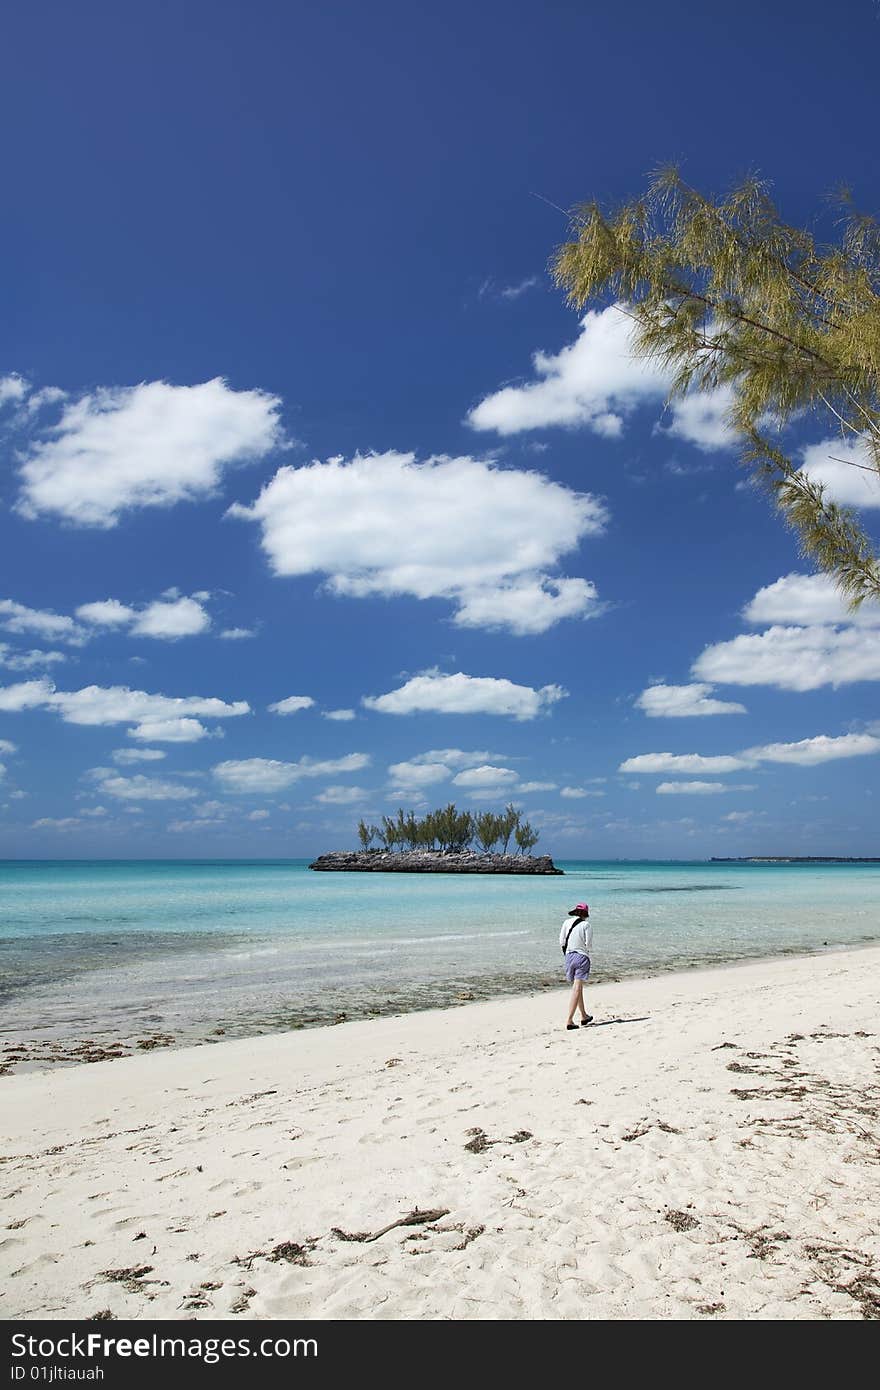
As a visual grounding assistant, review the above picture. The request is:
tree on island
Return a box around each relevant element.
[515,821,540,855]
[357,819,379,850]
[355,804,540,855]
[499,803,521,855]
[473,810,503,852]
[552,169,880,606]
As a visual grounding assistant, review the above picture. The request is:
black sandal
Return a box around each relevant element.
[580,1015,594,1026]
[566,1023,578,1030]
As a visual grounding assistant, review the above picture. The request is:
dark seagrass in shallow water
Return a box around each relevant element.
[308,850,564,875]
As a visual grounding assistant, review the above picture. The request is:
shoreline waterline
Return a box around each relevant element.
[2,857,878,1073]
[1,936,872,1082]
[2,935,879,1076]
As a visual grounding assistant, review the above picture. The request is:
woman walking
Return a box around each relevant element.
[560,902,593,1031]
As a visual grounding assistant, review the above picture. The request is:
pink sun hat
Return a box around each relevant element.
[571,902,589,914]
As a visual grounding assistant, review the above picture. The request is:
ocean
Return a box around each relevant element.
[1,858,878,1065]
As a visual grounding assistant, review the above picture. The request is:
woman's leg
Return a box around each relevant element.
[566,979,583,1027]
[577,982,589,1021]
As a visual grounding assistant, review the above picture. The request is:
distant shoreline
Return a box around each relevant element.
[710,856,880,864]
[309,849,564,874]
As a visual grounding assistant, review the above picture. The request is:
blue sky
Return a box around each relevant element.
[1,0,878,858]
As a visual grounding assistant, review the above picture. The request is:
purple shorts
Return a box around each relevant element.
[565,951,591,983]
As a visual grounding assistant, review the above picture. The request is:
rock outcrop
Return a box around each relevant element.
[308,849,563,875]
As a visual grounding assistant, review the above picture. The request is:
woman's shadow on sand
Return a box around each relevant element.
[588,1016,650,1028]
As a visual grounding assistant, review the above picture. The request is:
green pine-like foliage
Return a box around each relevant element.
[355,804,539,854]
[552,168,880,605]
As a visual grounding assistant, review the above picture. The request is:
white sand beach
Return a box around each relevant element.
[2,946,879,1321]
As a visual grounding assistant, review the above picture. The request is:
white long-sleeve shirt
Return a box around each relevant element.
[560,914,592,956]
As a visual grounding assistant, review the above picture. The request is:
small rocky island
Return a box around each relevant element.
[309,803,563,874]
[310,849,563,875]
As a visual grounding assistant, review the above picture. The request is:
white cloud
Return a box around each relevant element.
[723,810,755,822]
[518,781,557,793]
[219,627,256,640]
[81,805,108,817]
[322,708,356,721]
[16,378,284,527]
[0,599,87,646]
[694,624,880,691]
[743,572,880,629]
[387,760,450,790]
[687,572,880,692]
[459,786,521,802]
[800,435,880,510]
[635,682,747,717]
[623,733,880,780]
[229,450,606,635]
[0,679,60,712]
[744,733,880,767]
[467,306,666,436]
[466,304,743,456]
[0,680,249,735]
[0,642,67,671]
[76,594,211,640]
[167,817,223,833]
[560,786,605,798]
[0,593,212,654]
[247,809,270,820]
[363,670,566,720]
[160,799,233,831]
[213,753,370,794]
[112,747,167,764]
[0,739,16,755]
[132,597,211,639]
[620,752,750,774]
[0,376,66,415]
[55,686,247,728]
[500,276,541,300]
[129,717,217,743]
[656,781,752,795]
[268,695,315,716]
[31,816,83,830]
[23,386,67,415]
[405,748,504,768]
[387,749,508,791]
[88,770,198,802]
[315,785,369,805]
[75,599,135,628]
[453,576,602,636]
[660,385,737,451]
[452,765,518,788]
[0,374,29,406]
[479,275,542,303]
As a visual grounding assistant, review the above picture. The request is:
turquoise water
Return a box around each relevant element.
[1,858,878,1057]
